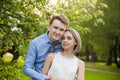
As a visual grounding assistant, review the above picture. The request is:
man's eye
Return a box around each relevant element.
[54,27,58,29]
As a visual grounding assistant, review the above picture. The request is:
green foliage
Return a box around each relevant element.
[53,0,106,31]
[0,0,51,56]
[84,0,120,61]
[0,57,25,80]
[3,52,13,63]
[0,0,107,59]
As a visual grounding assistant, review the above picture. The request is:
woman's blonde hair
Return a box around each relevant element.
[65,28,82,54]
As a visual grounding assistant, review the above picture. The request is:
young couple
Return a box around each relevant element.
[23,13,85,80]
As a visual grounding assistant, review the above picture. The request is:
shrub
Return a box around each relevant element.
[0,57,24,80]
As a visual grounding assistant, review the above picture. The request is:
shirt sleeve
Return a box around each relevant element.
[23,40,47,80]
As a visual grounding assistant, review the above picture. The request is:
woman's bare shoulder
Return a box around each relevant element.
[78,59,85,67]
[47,53,55,60]
[78,59,84,64]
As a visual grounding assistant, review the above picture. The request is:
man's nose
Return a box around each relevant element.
[56,29,60,34]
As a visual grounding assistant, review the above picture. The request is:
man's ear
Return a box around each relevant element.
[48,25,51,31]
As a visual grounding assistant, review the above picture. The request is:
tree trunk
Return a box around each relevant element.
[86,49,90,61]
[106,46,113,66]
[85,43,93,61]
[113,36,120,68]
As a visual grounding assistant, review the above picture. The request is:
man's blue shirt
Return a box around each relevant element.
[23,32,62,80]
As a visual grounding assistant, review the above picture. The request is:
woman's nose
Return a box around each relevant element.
[63,38,67,42]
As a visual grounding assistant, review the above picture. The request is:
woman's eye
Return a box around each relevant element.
[67,37,72,40]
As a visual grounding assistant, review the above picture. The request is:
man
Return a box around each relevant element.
[23,13,69,80]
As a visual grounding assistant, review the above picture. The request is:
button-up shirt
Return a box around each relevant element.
[23,32,62,80]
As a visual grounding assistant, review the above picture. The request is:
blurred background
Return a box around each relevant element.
[0,0,120,80]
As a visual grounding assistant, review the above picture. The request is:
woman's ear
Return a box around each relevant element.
[74,42,77,45]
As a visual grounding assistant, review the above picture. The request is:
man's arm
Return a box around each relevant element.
[23,41,47,80]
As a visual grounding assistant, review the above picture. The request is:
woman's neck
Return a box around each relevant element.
[61,50,74,59]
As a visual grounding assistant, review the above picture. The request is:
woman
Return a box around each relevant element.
[42,28,85,80]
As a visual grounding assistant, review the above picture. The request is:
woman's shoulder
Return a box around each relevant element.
[78,59,85,68]
[47,53,55,59]
[74,56,84,64]
[78,59,84,64]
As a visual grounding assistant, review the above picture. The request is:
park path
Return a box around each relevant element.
[85,68,120,75]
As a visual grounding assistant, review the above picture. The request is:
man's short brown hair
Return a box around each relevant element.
[50,13,69,26]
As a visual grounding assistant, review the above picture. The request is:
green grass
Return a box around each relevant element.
[85,62,120,80]
[85,70,120,80]
[85,62,120,73]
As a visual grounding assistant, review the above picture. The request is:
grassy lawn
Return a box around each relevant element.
[85,62,120,80]
[85,62,120,73]
[85,70,120,80]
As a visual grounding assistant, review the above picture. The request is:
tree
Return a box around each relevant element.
[103,0,120,68]
[0,0,51,61]
[0,0,107,61]
[82,0,120,68]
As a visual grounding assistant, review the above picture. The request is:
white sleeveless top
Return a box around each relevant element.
[48,52,78,80]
